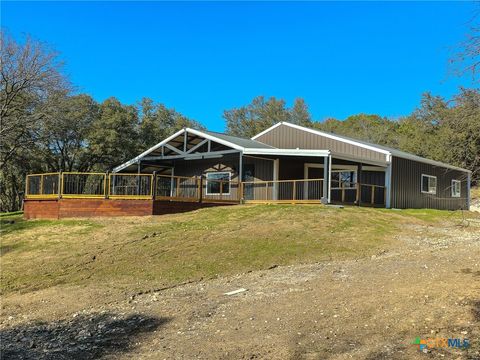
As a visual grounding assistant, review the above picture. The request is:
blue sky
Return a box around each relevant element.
[2,1,477,131]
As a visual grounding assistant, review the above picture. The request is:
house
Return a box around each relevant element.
[113,122,471,211]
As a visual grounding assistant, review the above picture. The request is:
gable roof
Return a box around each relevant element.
[253,122,470,173]
[113,128,284,173]
[203,130,275,149]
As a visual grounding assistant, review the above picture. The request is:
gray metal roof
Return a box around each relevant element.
[204,130,276,149]
[256,122,470,173]
[317,129,471,173]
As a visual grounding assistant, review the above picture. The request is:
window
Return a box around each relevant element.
[331,170,357,188]
[206,172,231,195]
[451,180,461,198]
[421,174,437,194]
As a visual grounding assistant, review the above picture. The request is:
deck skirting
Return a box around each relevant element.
[23,199,229,219]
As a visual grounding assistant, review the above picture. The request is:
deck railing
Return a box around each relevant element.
[156,175,200,201]
[241,178,324,203]
[62,172,107,198]
[109,173,153,199]
[24,172,385,206]
[203,179,241,203]
[25,173,61,199]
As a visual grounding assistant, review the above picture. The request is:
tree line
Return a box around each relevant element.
[1,31,479,211]
[225,91,480,185]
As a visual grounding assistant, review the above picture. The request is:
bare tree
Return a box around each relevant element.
[452,9,480,82]
[0,30,69,169]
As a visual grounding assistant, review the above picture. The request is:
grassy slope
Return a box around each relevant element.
[1,205,477,296]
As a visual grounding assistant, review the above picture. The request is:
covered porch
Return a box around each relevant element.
[112,128,389,207]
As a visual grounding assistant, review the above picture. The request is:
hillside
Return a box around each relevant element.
[0,205,475,296]
[1,205,479,359]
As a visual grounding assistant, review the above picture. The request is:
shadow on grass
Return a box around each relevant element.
[0,312,170,359]
[0,243,21,256]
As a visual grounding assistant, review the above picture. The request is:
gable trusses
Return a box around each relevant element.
[113,128,244,172]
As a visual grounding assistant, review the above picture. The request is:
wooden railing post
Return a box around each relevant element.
[40,174,44,196]
[341,182,345,203]
[105,172,110,199]
[220,181,223,201]
[371,185,375,205]
[293,181,296,201]
[152,172,157,200]
[25,175,29,199]
[58,172,62,199]
[198,176,203,203]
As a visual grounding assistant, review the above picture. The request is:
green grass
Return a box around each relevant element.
[0,214,101,236]
[0,211,23,218]
[1,205,478,296]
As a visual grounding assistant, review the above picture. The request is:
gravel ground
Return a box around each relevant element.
[1,221,479,359]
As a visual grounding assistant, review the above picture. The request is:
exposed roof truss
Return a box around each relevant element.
[113,128,244,172]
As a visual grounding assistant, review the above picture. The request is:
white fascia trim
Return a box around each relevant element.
[281,122,392,156]
[113,128,186,172]
[113,128,246,172]
[185,128,245,151]
[393,153,471,173]
[243,148,330,157]
[251,122,284,140]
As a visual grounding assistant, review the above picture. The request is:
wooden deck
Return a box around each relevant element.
[23,172,385,218]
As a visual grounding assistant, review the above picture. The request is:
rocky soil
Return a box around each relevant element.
[1,221,479,359]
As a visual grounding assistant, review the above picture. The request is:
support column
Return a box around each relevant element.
[238,152,243,201]
[357,163,363,206]
[385,161,392,208]
[322,155,330,204]
[170,167,175,197]
[328,155,332,203]
[273,158,279,200]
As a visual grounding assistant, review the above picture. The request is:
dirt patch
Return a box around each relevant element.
[1,211,479,359]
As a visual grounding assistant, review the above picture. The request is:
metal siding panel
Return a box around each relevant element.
[255,124,386,163]
[391,156,468,210]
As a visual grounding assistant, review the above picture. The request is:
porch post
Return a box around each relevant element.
[238,151,243,201]
[385,159,392,209]
[170,166,175,197]
[357,163,362,206]
[328,155,332,203]
[322,155,330,204]
[273,158,279,200]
